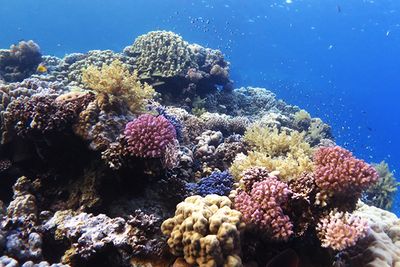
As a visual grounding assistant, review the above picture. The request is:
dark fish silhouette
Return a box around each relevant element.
[337,5,342,13]
[266,249,299,267]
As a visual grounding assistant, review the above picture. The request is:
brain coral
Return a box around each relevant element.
[123,114,177,158]
[161,195,245,267]
[314,146,378,195]
[125,31,197,79]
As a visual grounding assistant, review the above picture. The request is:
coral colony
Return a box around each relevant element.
[0,31,398,267]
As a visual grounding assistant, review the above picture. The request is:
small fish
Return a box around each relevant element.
[36,64,47,73]
[337,5,342,13]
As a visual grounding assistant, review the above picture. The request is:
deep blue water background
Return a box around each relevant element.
[1,0,399,211]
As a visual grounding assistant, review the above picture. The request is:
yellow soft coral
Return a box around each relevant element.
[82,59,155,113]
[244,125,312,157]
[230,151,313,182]
[232,126,314,181]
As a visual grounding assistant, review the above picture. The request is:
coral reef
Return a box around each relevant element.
[229,126,314,182]
[0,31,395,267]
[161,195,245,267]
[334,202,400,266]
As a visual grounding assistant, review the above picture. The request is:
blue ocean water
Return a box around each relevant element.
[1,0,399,209]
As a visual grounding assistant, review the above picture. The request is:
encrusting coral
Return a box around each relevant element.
[161,195,245,267]
[81,59,155,113]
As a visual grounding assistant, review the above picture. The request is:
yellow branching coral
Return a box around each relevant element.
[230,151,314,182]
[232,126,314,181]
[244,126,312,158]
[244,125,313,157]
[82,60,155,113]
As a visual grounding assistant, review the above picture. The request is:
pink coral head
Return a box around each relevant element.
[314,146,378,194]
[123,114,177,158]
[234,177,293,241]
[316,211,368,251]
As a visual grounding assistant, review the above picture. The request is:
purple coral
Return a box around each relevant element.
[123,114,177,158]
[186,171,234,197]
[234,176,293,241]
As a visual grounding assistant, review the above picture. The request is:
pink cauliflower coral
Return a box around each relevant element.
[123,114,177,158]
[316,211,368,251]
[234,176,293,241]
[314,146,378,194]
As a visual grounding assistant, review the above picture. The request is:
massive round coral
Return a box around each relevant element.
[161,195,245,267]
[123,114,177,158]
[314,146,378,194]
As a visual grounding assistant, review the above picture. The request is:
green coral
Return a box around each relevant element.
[363,161,399,210]
[125,31,197,79]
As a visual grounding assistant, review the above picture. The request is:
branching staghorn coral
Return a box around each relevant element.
[81,59,155,113]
